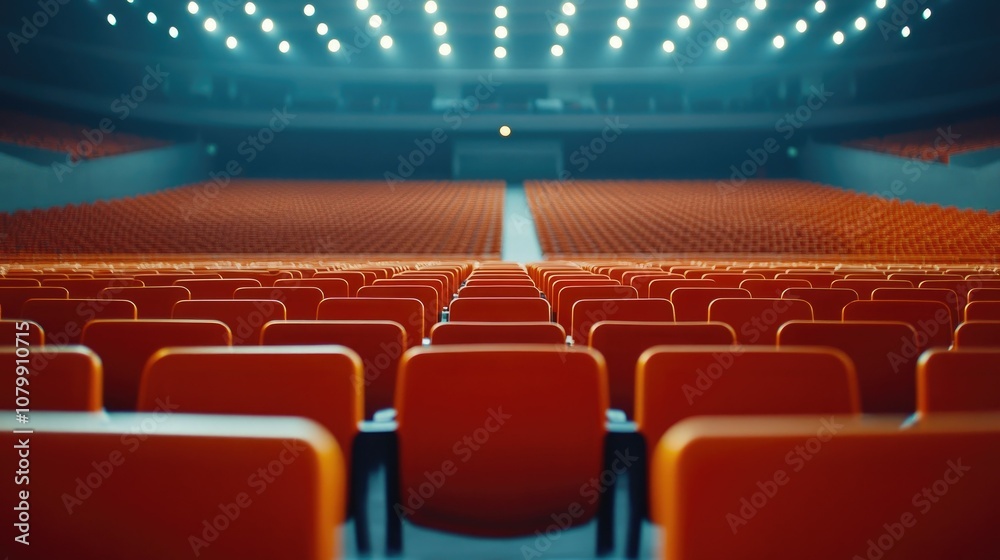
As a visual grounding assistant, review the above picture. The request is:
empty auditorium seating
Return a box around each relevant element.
[172,299,286,346]
[392,346,609,540]
[780,287,858,320]
[845,116,1000,162]
[872,287,960,325]
[969,288,1000,302]
[175,278,262,299]
[456,285,541,298]
[0,319,44,346]
[556,285,637,332]
[260,320,407,417]
[234,286,325,320]
[647,279,717,300]
[671,288,751,322]
[702,272,766,288]
[0,278,41,287]
[430,322,566,345]
[918,349,1000,413]
[954,321,1000,347]
[0,286,69,318]
[277,277,352,298]
[570,298,674,343]
[843,300,953,348]
[0,412,341,559]
[20,298,137,344]
[778,321,920,413]
[708,298,813,345]
[133,272,222,286]
[739,278,812,298]
[588,321,737,416]
[965,301,1000,321]
[651,414,1000,560]
[359,285,439,334]
[449,297,550,322]
[317,297,424,348]
[0,346,102,411]
[831,279,913,299]
[40,278,143,298]
[80,319,232,410]
[100,286,190,319]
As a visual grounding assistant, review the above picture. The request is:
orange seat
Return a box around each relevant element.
[780,287,858,320]
[918,349,1000,413]
[317,297,424,348]
[20,298,136,344]
[0,278,41,287]
[139,346,362,469]
[969,288,1000,302]
[954,321,1000,348]
[171,299,285,346]
[0,286,69,318]
[708,298,813,345]
[313,271,368,295]
[0,346,101,411]
[99,286,190,319]
[831,279,913,299]
[0,412,341,559]
[670,288,750,322]
[647,279,717,300]
[556,285,637,332]
[872,287,960,326]
[41,278,143,298]
[965,301,1000,321]
[464,278,536,287]
[627,273,683,297]
[174,278,262,299]
[394,345,607,536]
[359,285,439,334]
[701,273,766,288]
[0,319,44,346]
[261,320,407,418]
[274,278,351,298]
[778,321,920,413]
[457,285,541,298]
[588,321,736,417]
[636,346,859,456]
[81,320,232,411]
[774,272,842,288]
[843,300,952,348]
[651,414,1000,560]
[374,278,447,309]
[234,286,324,320]
[739,278,812,298]
[132,272,222,286]
[449,297,550,323]
[430,322,566,345]
[571,298,674,343]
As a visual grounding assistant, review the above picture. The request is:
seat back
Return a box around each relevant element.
[670,288,750,322]
[317,297,424,348]
[701,273,766,288]
[359,285,439,334]
[81,320,232,411]
[965,301,1000,322]
[0,319,44,346]
[843,300,953,348]
[707,298,813,345]
[778,321,919,413]
[132,272,222,286]
[274,278,351,298]
[457,285,541,298]
[774,272,842,288]
[449,297,550,323]
[918,349,1000,414]
[313,271,367,295]
[395,345,607,536]
[175,278,262,299]
[0,412,341,560]
[374,278,447,309]
[41,278,143,298]
[0,346,101,411]
[652,414,1000,560]
[234,286,324,320]
[0,287,69,318]
[954,321,1000,348]
[831,279,913,299]
[647,279,717,300]
[739,278,812,298]
[781,287,859,320]
[628,273,683,297]
[21,298,137,344]
[171,299,286,346]
[636,346,859,455]
[588,321,736,417]
[571,298,674,343]
[872,287,960,326]
[139,346,362,467]
[556,285,637,332]
[260,320,407,418]
[100,286,190,319]
[430,322,566,345]
[969,288,1000,302]
[0,278,41,287]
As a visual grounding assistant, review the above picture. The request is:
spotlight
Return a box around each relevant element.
[901,25,910,37]
[662,39,675,52]
[424,1,437,14]
[317,23,328,35]
[855,17,866,30]
[833,30,844,44]
[262,18,274,32]
[815,1,826,13]
[716,37,728,51]
[609,35,622,48]
[107,14,117,26]
[876,0,887,8]
[439,43,452,55]
[626,0,638,9]
[303,4,315,16]
[356,0,369,10]
[773,35,785,48]
[922,8,931,19]
[434,21,447,35]
[187,2,199,15]
[226,36,237,49]
[328,39,341,52]
[147,12,157,24]
[678,15,691,29]
[245,2,256,15]
[695,0,707,9]
[495,25,508,38]
[278,40,290,53]
[562,2,576,16]
[169,26,179,38]
[204,17,217,32]
[370,14,382,28]
[796,19,807,33]
[499,125,511,137]
[617,17,630,30]
[736,17,749,31]
[380,35,393,49]
[495,6,508,18]
[556,22,569,36]
[754,0,766,10]
[551,44,564,56]
[494,46,507,58]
